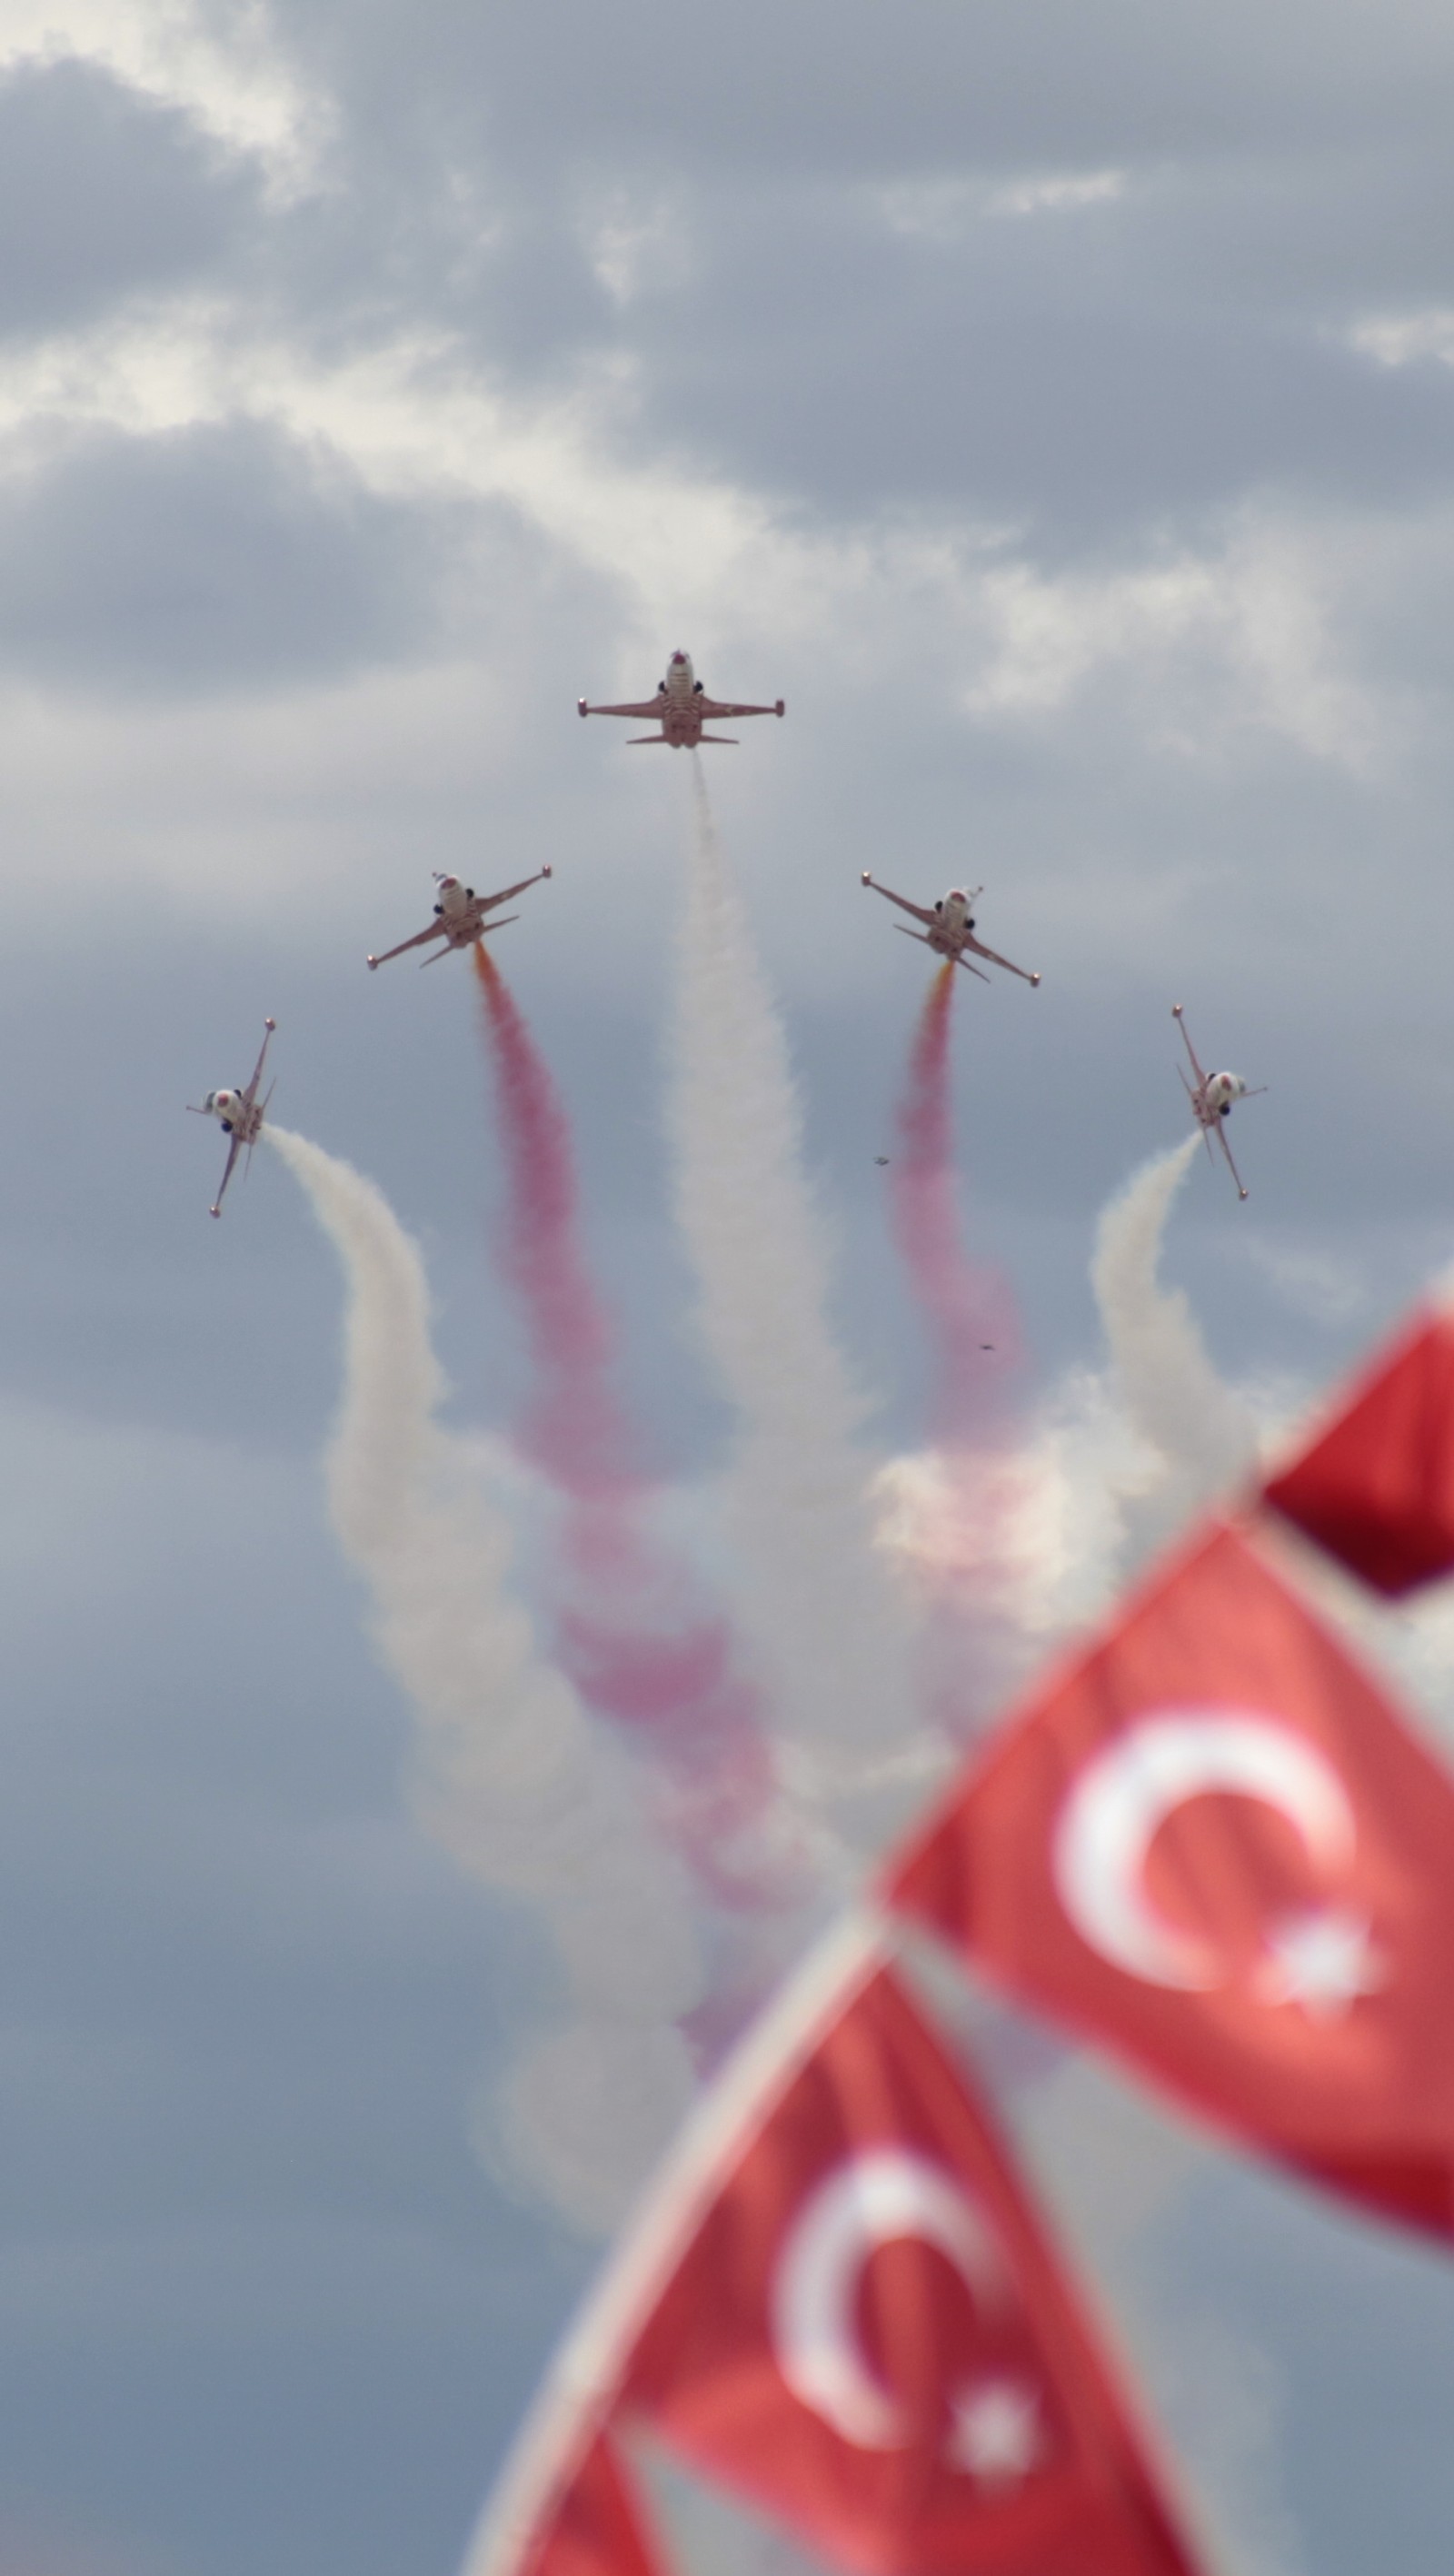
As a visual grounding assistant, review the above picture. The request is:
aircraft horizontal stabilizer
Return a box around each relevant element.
[695,734,740,745]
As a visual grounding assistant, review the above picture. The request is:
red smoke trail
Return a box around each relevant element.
[891,962,1021,1425]
[889,963,1030,1737]
[472,944,791,1925]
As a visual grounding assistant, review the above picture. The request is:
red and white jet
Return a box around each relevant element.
[577,649,784,746]
[861,874,1041,987]
[188,1017,275,1218]
[1173,1002,1263,1200]
[366,867,552,970]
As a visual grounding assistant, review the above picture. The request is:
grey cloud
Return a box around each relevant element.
[0,59,258,340]
[277,0,1454,186]
[0,1398,586,2576]
[0,419,468,696]
[204,5,1454,552]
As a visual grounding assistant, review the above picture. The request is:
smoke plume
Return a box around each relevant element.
[884,960,1033,1739]
[471,943,797,1922]
[664,762,921,1852]
[1090,1137,1259,1541]
[264,1123,702,2231]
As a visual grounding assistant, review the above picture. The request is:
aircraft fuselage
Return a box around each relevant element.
[201,1086,265,1142]
[926,889,976,955]
[652,651,709,745]
[433,876,490,945]
[1192,1070,1248,1124]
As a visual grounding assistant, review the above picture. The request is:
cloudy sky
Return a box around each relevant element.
[8,2,1454,2571]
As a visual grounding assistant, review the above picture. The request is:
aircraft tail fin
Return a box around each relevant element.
[627,734,671,745]
[694,733,740,745]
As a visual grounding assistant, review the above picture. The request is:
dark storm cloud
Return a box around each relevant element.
[0,418,463,694]
[0,58,258,340]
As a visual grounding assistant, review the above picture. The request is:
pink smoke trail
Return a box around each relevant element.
[471,943,793,1931]
[892,962,1022,1425]
[888,963,1031,1738]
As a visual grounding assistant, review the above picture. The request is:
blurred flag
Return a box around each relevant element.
[618,1959,1200,2576]
[1263,1295,1454,1595]
[887,1518,1454,2238]
[511,2436,671,2576]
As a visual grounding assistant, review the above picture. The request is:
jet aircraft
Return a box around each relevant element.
[577,650,784,746]
[366,868,552,970]
[1173,1003,1263,1200]
[189,1018,275,1218]
[861,875,1041,988]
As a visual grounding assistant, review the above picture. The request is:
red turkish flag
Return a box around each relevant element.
[619,1960,1200,2576]
[516,2436,669,2576]
[1262,1298,1454,1595]
[886,1517,1454,2237]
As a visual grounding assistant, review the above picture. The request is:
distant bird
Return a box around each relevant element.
[875,1155,890,1165]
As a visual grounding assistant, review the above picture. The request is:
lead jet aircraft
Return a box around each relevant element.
[188,1017,275,1218]
[577,649,784,746]
[861,874,1041,988]
[366,867,552,970]
[1173,1002,1264,1200]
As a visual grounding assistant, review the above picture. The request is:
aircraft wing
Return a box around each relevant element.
[1216,1122,1250,1200]
[697,697,784,720]
[367,922,447,970]
[480,867,552,910]
[210,1131,245,1218]
[239,1017,276,1112]
[862,873,936,927]
[1171,1004,1209,1089]
[965,932,1040,987]
[579,699,665,721]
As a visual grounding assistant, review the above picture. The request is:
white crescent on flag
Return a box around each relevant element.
[1051,1710,1358,1990]
[770,2149,1005,2452]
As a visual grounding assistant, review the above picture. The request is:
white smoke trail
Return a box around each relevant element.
[1090,1136,1259,1544]
[265,1125,702,2233]
[664,766,920,1852]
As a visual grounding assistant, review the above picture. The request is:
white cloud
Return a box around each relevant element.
[0,0,332,194]
[986,167,1127,218]
[583,187,692,304]
[963,517,1390,771]
[1347,306,1454,369]
[1239,1238,1375,1328]
[876,166,1126,242]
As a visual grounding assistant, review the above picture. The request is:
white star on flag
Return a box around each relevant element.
[948,2376,1042,2484]
[1254,1907,1386,2020]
